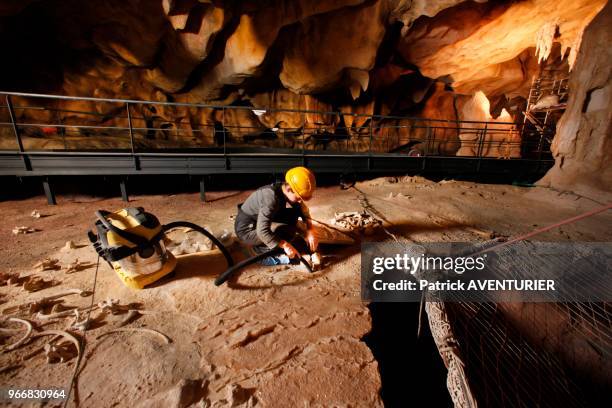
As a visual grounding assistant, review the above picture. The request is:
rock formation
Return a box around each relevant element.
[538,1,612,198]
[399,0,606,96]
[0,0,609,191]
[456,91,519,158]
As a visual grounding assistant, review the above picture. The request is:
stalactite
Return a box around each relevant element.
[535,20,559,64]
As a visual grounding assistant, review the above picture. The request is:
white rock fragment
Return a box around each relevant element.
[12,226,36,235]
[64,259,90,274]
[168,229,223,255]
[218,229,235,246]
[532,94,560,110]
[34,258,61,271]
[387,192,410,199]
[31,210,41,219]
[331,211,382,233]
[62,241,77,252]
[194,241,213,252]
[179,240,194,255]
[23,276,52,292]
[44,341,76,363]
[311,252,322,271]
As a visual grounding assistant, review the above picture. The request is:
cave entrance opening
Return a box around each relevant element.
[363,302,453,407]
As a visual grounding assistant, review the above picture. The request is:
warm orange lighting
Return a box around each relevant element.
[458,91,520,158]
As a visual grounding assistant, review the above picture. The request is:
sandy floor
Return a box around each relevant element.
[1,176,611,407]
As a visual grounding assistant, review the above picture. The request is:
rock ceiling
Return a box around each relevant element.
[0,0,606,124]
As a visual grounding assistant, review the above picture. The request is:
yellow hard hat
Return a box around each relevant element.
[285,166,316,200]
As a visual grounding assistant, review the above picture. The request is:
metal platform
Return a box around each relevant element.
[0,91,553,203]
[0,149,550,177]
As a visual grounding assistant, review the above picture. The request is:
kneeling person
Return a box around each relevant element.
[234,167,318,265]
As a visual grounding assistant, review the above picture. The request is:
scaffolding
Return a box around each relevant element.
[521,68,569,159]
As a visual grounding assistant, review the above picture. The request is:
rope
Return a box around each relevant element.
[345,182,610,407]
[63,255,100,408]
[431,202,611,408]
[473,201,612,256]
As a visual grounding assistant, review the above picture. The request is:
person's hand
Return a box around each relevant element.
[305,229,318,252]
[278,240,300,259]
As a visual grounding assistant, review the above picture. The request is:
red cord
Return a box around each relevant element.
[474,202,612,255]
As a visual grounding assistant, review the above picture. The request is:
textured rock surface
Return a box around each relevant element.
[0,187,384,407]
[413,82,460,155]
[399,0,606,94]
[456,91,519,158]
[1,0,603,110]
[538,2,612,198]
[399,0,540,98]
[279,0,387,95]
[388,0,468,31]
[0,0,608,190]
[190,0,368,99]
[1,179,611,406]
[147,2,229,92]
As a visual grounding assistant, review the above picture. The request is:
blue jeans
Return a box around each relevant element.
[260,254,291,266]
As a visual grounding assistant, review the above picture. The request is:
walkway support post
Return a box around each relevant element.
[368,114,373,170]
[120,178,129,202]
[222,107,229,170]
[200,176,207,202]
[42,177,57,205]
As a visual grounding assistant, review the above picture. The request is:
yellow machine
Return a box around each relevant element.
[89,207,233,289]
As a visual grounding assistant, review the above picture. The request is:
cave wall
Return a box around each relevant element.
[399,0,606,96]
[538,1,612,197]
[0,0,602,108]
[0,0,608,189]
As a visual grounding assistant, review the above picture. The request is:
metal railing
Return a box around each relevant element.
[0,91,551,169]
[0,91,555,203]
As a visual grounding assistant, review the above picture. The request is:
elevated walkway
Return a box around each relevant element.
[0,91,553,203]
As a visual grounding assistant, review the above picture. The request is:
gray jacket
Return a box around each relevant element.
[238,183,306,248]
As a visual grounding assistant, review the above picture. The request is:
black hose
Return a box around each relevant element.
[163,221,234,269]
[214,247,282,286]
[298,256,313,273]
[95,210,149,247]
[214,247,314,286]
